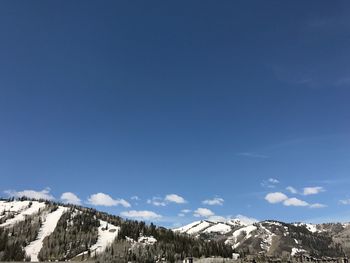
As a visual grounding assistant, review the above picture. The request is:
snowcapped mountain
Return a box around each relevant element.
[174,219,350,258]
[0,200,119,261]
[2,199,350,262]
[0,199,233,262]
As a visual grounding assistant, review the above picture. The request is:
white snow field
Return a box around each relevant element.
[25,206,68,262]
[0,200,46,227]
[204,223,232,234]
[76,219,120,258]
[225,225,257,248]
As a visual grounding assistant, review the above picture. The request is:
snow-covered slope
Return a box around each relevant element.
[174,216,252,236]
[0,200,46,227]
[24,206,68,262]
[77,219,120,258]
[90,220,120,254]
[174,219,350,257]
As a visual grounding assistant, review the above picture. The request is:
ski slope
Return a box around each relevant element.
[25,206,67,262]
[0,201,46,227]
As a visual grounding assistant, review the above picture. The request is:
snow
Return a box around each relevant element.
[0,201,46,227]
[291,248,307,256]
[174,221,203,233]
[138,236,157,245]
[204,223,232,234]
[259,224,275,252]
[232,253,240,260]
[230,215,258,226]
[293,223,318,233]
[174,220,212,235]
[88,220,120,254]
[186,221,211,234]
[226,225,257,248]
[265,221,283,227]
[25,206,68,262]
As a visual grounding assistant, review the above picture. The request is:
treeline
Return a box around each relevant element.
[288,224,344,257]
[1,198,234,262]
[96,220,233,263]
[0,199,54,261]
[38,207,100,261]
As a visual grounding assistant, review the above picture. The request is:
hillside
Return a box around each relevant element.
[174,219,350,259]
[1,198,350,262]
[0,198,232,262]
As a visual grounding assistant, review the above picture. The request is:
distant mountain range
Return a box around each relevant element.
[1,198,349,262]
[174,218,350,258]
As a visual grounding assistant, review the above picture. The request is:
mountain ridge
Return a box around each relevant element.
[1,198,350,262]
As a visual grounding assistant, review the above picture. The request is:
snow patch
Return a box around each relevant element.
[226,225,257,249]
[204,223,232,234]
[25,206,67,262]
[89,220,120,254]
[259,224,275,252]
[138,236,157,245]
[0,201,46,227]
[291,248,307,256]
[293,223,318,233]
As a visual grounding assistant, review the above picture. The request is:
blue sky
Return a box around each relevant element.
[0,1,349,227]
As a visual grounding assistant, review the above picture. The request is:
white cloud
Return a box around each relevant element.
[286,186,298,194]
[265,192,288,203]
[178,209,191,217]
[283,198,309,207]
[261,178,280,188]
[120,210,162,220]
[340,199,350,205]
[147,197,166,207]
[5,188,54,201]
[309,203,327,209]
[303,186,325,195]
[131,196,140,201]
[265,191,326,209]
[202,197,224,206]
[165,194,187,204]
[87,193,131,207]
[61,192,81,205]
[193,208,215,218]
[148,194,187,206]
[268,178,279,184]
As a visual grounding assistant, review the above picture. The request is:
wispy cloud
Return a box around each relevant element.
[286,186,298,194]
[261,178,280,188]
[202,197,224,206]
[87,193,131,207]
[339,199,350,205]
[61,192,81,205]
[165,194,187,204]
[147,197,166,207]
[303,186,325,196]
[265,192,288,204]
[121,210,162,221]
[4,188,55,201]
[193,208,215,218]
[148,194,187,206]
[265,192,326,209]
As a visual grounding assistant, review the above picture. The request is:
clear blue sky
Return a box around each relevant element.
[0,1,349,227]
